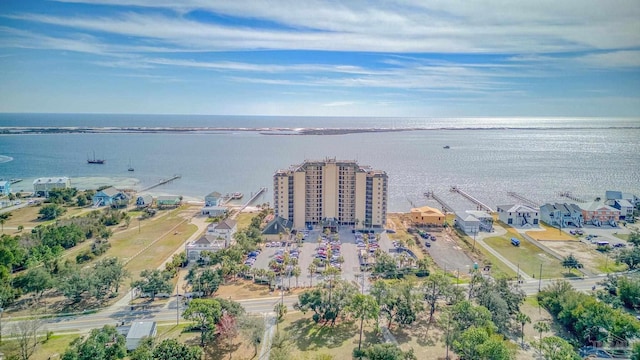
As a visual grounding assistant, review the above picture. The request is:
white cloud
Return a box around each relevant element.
[323,101,355,107]
[578,50,640,68]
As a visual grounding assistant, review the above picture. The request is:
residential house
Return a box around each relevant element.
[612,199,634,221]
[205,191,223,206]
[262,216,294,241]
[605,190,639,207]
[454,210,493,234]
[201,205,227,217]
[539,203,584,228]
[496,204,540,227]
[126,321,157,351]
[580,201,620,227]
[185,235,226,261]
[156,195,181,208]
[409,206,445,226]
[135,195,153,209]
[92,187,129,208]
[206,219,237,247]
[33,177,71,197]
[0,180,10,196]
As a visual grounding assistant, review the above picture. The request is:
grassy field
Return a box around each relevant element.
[525,223,576,241]
[280,312,380,360]
[484,235,566,278]
[613,233,630,241]
[236,211,259,231]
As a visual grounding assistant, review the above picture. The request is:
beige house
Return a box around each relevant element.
[273,158,388,229]
[206,219,237,247]
[33,177,71,197]
[409,206,445,226]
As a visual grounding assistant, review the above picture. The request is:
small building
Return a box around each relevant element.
[205,191,223,206]
[92,187,130,208]
[454,210,493,235]
[206,219,237,247]
[612,199,634,221]
[496,204,540,228]
[186,235,226,261]
[540,203,584,228]
[126,321,157,351]
[0,181,10,196]
[135,195,153,209]
[605,190,639,207]
[580,201,620,227]
[33,177,71,197]
[262,216,294,241]
[157,195,181,208]
[201,205,227,217]
[409,206,445,226]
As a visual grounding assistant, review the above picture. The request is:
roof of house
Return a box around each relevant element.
[214,219,237,230]
[456,212,480,222]
[136,195,153,202]
[0,180,9,185]
[540,203,582,214]
[465,210,492,219]
[157,195,180,203]
[127,321,156,339]
[605,190,623,200]
[33,177,70,185]
[497,204,539,213]
[262,216,293,235]
[580,201,619,212]
[615,199,634,208]
[206,191,222,198]
[410,206,444,216]
[96,186,120,197]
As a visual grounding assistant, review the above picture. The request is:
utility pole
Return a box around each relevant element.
[176,278,180,325]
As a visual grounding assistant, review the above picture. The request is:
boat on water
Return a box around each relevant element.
[231,192,244,200]
[87,151,105,164]
[443,145,450,149]
[128,159,134,172]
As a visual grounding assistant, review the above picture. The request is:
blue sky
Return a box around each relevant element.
[1,0,639,116]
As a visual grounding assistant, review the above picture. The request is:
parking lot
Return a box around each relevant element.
[418,228,476,275]
[249,226,396,289]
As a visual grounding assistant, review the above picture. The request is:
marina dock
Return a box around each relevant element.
[450,186,494,212]
[139,174,181,192]
[558,191,587,203]
[423,190,455,213]
[506,191,540,208]
[230,187,268,219]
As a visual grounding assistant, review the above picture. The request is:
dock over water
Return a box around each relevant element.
[139,174,181,192]
[506,191,540,208]
[558,191,587,203]
[450,186,494,212]
[424,191,455,213]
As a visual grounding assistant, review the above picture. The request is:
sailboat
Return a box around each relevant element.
[87,151,105,164]
[128,159,134,172]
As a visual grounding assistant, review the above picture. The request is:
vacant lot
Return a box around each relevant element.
[484,236,566,279]
[280,312,379,360]
[525,224,576,241]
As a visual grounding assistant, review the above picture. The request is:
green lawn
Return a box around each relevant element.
[236,212,259,231]
[280,312,380,360]
[484,236,566,279]
[613,233,630,241]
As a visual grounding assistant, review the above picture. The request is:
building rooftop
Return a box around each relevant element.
[126,321,156,340]
[33,177,70,185]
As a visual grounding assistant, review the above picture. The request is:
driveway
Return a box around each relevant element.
[422,228,476,276]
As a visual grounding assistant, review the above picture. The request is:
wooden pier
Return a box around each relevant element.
[139,174,181,192]
[423,191,455,213]
[450,186,494,212]
[558,191,587,203]
[506,191,540,208]
[239,187,268,212]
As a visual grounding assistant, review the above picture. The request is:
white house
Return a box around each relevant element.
[206,219,237,247]
[496,204,540,228]
[33,177,71,197]
[455,210,493,235]
[126,321,157,351]
[612,199,634,221]
[185,235,226,261]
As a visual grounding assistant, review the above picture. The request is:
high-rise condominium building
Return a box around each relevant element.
[273,158,388,229]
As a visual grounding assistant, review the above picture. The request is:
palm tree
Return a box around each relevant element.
[534,321,550,354]
[308,263,317,287]
[516,312,531,347]
[292,266,301,288]
[406,237,416,249]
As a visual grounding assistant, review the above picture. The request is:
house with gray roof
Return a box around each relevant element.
[205,191,223,206]
[135,195,153,209]
[206,219,237,247]
[262,216,294,241]
[612,199,634,221]
[454,210,493,234]
[497,204,540,228]
[540,203,584,228]
[92,186,129,208]
[185,235,226,262]
[33,177,71,197]
[126,321,157,351]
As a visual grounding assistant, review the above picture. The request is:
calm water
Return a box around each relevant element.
[0,114,639,212]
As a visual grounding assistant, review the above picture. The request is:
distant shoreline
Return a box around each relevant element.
[1,126,639,136]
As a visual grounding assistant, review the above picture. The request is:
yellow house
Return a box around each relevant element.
[410,206,445,226]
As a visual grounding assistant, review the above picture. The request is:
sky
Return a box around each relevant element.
[0,0,639,117]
